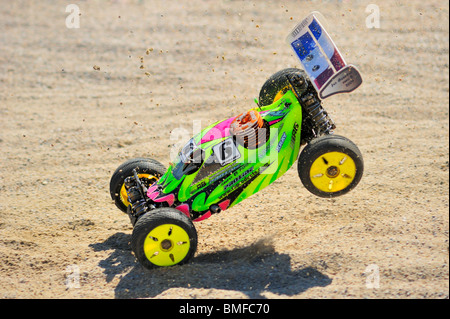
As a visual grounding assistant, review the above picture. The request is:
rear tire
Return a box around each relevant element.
[258,68,308,106]
[298,135,364,198]
[109,158,166,213]
[131,208,198,269]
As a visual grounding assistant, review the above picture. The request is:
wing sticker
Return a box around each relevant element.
[286,12,362,99]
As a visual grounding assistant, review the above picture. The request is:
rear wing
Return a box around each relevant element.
[286,12,362,99]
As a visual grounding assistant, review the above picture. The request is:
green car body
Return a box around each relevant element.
[148,91,303,221]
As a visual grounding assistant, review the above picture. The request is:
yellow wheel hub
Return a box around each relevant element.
[143,224,191,267]
[119,174,156,207]
[310,151,356,193]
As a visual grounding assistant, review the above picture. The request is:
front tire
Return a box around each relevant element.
[131,208,198,269]
[298,135,364,198]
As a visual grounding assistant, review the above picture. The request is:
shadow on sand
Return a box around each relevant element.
[90,232,332,299]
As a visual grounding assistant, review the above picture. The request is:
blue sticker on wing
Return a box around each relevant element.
[309,17,345,71]
[308,18,322,40]
[291,32,316,59]
[291,31,334,89]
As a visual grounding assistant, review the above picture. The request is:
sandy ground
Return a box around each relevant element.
[0,0,448,299]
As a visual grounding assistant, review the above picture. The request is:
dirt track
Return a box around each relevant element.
[0,0,448,299]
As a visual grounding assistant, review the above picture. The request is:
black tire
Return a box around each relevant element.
[298,135,364,198]
[258,68,308,106]
[109,158,166,213]
[131,208,198,270]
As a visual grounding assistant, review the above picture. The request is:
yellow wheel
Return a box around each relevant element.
[310,151,357,193]
[131,208,197,269]
[110,158,166,213]
[143,224,191,267]
[298,135,363,197]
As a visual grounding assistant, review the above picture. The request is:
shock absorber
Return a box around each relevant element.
[124,175,148,218]
[300,92,336,136]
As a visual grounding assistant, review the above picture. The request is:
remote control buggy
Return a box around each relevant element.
[109,12,364,270]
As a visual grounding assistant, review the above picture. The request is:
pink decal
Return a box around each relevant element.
[147,186,159,200]
[146,184,158,195]
[192,199,230,222]
[267,118,283,126]
[218,199,230,211]
[147,183,175,207]
[175,204,190,218]
[147,184,158,192]
[153,194,175,206]
[199,117,236,144]
[193,211,211,222]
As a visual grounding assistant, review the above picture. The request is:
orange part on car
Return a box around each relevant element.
[230,110,267,149]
